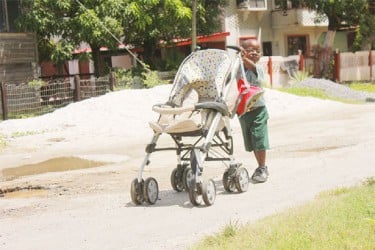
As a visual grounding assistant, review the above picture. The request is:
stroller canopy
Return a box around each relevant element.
[168,49,233,106]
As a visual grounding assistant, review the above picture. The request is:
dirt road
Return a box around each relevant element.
[1,88,375,249]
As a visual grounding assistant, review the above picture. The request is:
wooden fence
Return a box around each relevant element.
[0,75,115,120]
[334,50,375,82]
[259,50,375,88]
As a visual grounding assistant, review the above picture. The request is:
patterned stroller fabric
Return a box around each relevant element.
[149,49,237,135]
[168,49,233,106]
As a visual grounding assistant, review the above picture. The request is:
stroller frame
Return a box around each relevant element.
[130,46,262,206]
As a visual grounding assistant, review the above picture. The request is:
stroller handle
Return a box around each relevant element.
[226,45,241,53]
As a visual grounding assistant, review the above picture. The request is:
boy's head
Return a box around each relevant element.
[241,39,261,63]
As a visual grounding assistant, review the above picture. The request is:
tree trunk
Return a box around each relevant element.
[91,45,106,77]
[319,30,336,78]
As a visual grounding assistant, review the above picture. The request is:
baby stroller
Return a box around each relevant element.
[130,46,264,206]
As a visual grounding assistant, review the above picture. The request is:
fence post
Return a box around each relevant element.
[334,49,341,83]
[74,75,81,102]
[109,71,116,91]
[298,50,304,71]
[1,82,8,120]
[268,57,273,88]
[369,49,373,82]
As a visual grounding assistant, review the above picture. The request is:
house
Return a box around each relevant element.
[224,0,355,56]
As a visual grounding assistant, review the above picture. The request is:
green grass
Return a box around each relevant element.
[347,82,375,93]
[278,87,361,104]
[190,177,375,250]
[0,134,6,148]
[279,81,374,104]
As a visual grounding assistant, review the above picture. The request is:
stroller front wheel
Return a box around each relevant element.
[202,179,216,206]
[188,179,202,206]
[130,178,144,205]
[235,167,249,192]
[143,177,159,205]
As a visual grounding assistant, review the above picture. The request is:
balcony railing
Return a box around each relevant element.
[271,8,328,28]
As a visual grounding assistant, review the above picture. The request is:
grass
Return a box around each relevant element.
[0,134,6,148]
[347,82,375,93]
[278,87,361,104]
[191,177,375,250]
[279,81,375,104]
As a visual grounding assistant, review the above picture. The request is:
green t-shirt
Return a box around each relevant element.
[245,64,266,107]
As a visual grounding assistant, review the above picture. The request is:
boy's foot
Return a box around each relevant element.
[251,166,269,183]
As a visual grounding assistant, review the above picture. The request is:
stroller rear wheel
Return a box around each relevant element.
[202,179,216,206]
[222,170,236,193]
[182,167,194,192]
[143,177,159,204]
[170,168,184,192]
[130,178,144,205]
[235,167,249,192]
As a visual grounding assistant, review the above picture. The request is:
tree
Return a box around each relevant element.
[17,0,226,76]
[121,0,226,70]
[303,0,368,77]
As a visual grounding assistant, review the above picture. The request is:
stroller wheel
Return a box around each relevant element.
[143,177,159,205]
[235,167,249,193]
[222,170,236,193]
[130,178,144,205]
[170,168,184,192]
[182,167,194,192]
[202,179,216,206]
[188,180,202,206]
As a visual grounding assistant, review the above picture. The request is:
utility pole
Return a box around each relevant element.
[191,0,197,52]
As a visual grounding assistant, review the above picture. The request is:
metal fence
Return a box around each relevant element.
[0,75,114,120]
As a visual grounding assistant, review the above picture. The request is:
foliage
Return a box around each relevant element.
[113,67,166,89]
[288,70,311,85]
[142,70,165,88]
[352,2,375,50]
[113,68,133,89]
[28,79,47,88]
[303,0,367,31]
[17,0,226,75]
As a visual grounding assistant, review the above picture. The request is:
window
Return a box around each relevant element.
[0,0,21,32]
[249,0,266,8]
[275,0,303,10]
[287,35,308,56]
[237,0,267,10]
[262,42,272,56]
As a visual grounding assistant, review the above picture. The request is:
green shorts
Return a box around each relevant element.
[238,106,270,152]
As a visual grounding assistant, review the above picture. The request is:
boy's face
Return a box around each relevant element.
[243,41,261,63]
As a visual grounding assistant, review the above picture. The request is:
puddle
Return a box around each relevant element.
[0,185,48,199]
[2,156,110,181]
[294,145,341,153]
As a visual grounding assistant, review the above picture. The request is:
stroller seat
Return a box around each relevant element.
[149,49,233,136]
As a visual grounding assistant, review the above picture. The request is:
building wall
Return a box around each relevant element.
[224,0,330,56]
[0,32,38,84]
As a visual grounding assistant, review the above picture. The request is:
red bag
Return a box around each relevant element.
[236,78,264,117]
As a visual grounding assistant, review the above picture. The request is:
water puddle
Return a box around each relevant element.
[0,185,48,199]
[2,156,110,181]
[295,145,341,153]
